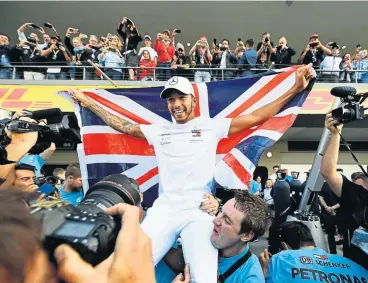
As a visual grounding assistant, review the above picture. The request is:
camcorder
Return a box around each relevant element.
[0,108,81,154]
[31,174,141,266]
[330,86,367,124]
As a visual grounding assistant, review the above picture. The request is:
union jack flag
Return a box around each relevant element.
[60,67,314,207]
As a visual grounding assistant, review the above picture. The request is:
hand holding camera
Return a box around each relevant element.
[325,112,343,134]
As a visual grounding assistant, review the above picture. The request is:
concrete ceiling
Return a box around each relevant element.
[281,127,368,141]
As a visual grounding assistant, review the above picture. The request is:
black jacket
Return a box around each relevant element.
[117,23,143,53]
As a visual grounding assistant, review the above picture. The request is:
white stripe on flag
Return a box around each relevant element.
[139,175,160,193]
[214,160,249,190]
[196,83,210,118]
[214,75,276,119]
[242,129,283,142]
[230,148,256,173]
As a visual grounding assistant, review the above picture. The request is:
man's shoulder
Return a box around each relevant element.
[232,254,263,280]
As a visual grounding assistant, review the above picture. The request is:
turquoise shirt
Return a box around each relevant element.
[266,247,368,283]
[19,154,45,177]
[59,186,84,206]
[249,180,261,195]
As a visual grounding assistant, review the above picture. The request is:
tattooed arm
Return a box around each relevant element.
[68,89,146,139]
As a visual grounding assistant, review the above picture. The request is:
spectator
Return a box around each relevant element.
[256,52,270,72]
[84,35,103,80]
[154,29,175,81]
[250,176,262,196]
[0,33,12,79]
[319,44,342,83]
[256,32,275,62]
[260,221,368,282]
[12,163,38,192]
[138,35,158,63]
[282,169,292,182]
[58,163,84,206]
[239,38,257,77]
[268,165,280,184]
[263,179,274,207]
[139,50,156,81]
[42,33,51,48]
[351,46,368,83]
[340,53,353,82]
[189,35,212,82]
[171,42,191,78]
[41,36,71,80]
[212,39,238,80]
[298,34,331,68]
[270,36,296,68]
[19,142,56,177]
[117,17,143,80]
[351,172,368,188]
[98,37,125,80]
[17,22,47,50]
[53,167,65,188]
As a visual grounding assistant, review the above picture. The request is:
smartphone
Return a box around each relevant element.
[109,48,117,52]
[44,22,53,29]
[175,29,182,34]
[357,44,361,49]
[37,183,56,197]
[238,38,242,42]
[213,38,217,45]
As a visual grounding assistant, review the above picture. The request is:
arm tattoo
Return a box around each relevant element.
[88,101,145,139]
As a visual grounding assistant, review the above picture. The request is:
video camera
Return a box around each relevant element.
[0,108,81,154]
[330,86,368,124]
[31,174,141,266]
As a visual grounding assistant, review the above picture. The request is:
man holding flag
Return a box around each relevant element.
[68,64,314,282]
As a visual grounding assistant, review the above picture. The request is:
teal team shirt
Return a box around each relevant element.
[266,247,368,283]
[19,154,45,177]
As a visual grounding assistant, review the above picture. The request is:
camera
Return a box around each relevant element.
[34,175,59,187]
[32,174,141,266]
[0,108,81,154]
[330,86,367,124]
[309,42,319,48]
[264,37,270,43]
[26,36,37,46]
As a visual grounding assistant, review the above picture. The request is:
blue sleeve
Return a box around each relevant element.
[241,256,265,283]
[36,154,46,168]
[265,261,274,283]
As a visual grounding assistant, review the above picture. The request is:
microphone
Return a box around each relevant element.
[330,86,357,98]
[29,108,63,120]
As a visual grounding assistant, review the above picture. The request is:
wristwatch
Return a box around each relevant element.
[215,197,223,216]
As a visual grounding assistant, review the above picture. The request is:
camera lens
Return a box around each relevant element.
[77,174,141,215]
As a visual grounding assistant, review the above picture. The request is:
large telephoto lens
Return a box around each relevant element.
[77,174,141,215]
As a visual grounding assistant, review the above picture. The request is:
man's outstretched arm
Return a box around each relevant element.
[228,64,314,136]
[68,89,146,140]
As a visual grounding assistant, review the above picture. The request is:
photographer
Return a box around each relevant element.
[12,163,38,192]
[154,29,175,81]
[171,43,190,79]
[351,46,368,83]
[298,34,331,68]
[189,36,212,82]
[0,188,156,283]
[98,37,125,80]
[319,44,342,83]
[41,36,71,80]
[260,221,368,282]
[211,39,237,80]
[17,22,47,50]
[321,112,368,269]
[270,37,296,68]
[239,39,257,77]
[117,17,143,80]
[256,32,275,62]
[0,34,13,79]
[138,35,158,64]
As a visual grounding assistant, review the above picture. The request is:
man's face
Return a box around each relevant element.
[89,39,98,46]
[291,172,298,179]
[67,175,83,191]
[0,35,9,45]
[43,34,51,43]
[332,47,340,56]
[222,40,229,49]
[177,49,184,57]
[167,92,196,124]
[24,249,57,283]
[273,167,279,173]
[353,179,368,190]
[13,170,36,191]
[30,33,39,42]
[265,180,272,188]
[309,37,319,44]
[279,37,286,46]
[263,33,270,40]
[211,199,246,249]
[51,39,58,46]
[55,172,65,187]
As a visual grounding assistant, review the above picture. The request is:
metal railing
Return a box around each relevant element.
[0,64,367,83]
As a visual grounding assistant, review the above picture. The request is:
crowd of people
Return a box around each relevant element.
[1,19,368,82]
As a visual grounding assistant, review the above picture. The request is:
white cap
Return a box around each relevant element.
[160,76,194,99]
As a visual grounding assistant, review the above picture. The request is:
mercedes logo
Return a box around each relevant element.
[169,77,179,85]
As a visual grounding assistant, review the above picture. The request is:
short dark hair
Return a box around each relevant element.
[273,165,279,170]
[278,221,315,249]
[0,189,42,282]
[245,38,254,47]
[234,191,271,239]
[0,33,9,40]
[15,163,36,173]
[337,168,344,173]
[222,38,230,45]
[53,168,65,177]
[65,163,81,179]
[263,32,269,36]
[352,172,368,183]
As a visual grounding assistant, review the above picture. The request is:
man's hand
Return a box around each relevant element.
[326,206,336,216]
[68,89,90,107]
[259,249,272,276]
[121,17,128,24]
[293,64,314,92]
[55,203,155,283]
[172,264,190,283]
[59,45,66,52]
[200,194,219,216]
[325,112,342,135]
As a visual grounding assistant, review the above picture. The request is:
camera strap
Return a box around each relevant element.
[218,250,252,283]
[336,128,368,178]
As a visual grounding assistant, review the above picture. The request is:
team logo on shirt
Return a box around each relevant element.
[192,129,201,137]
[313,254,328,260]
[299,256,313,264]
